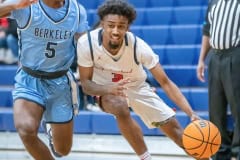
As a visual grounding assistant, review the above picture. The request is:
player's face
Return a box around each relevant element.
[101,14,129,50]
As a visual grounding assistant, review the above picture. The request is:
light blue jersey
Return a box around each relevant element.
[11,0,88,71]
[11,0,89,123]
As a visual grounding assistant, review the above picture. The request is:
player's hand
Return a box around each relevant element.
[8,0,38,9]
[197,61,205,82]
[108,78,131,97]
[190,112,201,121]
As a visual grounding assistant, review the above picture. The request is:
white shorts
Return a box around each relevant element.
[126,83,176,129]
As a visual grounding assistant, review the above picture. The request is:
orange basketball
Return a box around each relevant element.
[182,120,221,159]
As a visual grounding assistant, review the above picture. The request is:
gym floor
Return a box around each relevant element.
[0,132,194,160]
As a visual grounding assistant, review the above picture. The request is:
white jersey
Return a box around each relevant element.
[77,28,159,88]
[77,28,176,129]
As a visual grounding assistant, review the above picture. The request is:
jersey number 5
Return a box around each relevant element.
[112,73,123,82]
[45,42,57,58]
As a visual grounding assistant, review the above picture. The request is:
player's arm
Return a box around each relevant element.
[0,0,37,18]
[78,66,129,97]
[74,3,89,41]
[149,63,198,120]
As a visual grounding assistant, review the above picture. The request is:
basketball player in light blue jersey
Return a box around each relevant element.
[0,0,89,159]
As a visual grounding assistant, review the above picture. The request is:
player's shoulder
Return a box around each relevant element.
[78,28,101,45]
[125,31,135,42]
[126,31,145,46]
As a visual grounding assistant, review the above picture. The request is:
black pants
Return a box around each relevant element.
[208,48,240,159]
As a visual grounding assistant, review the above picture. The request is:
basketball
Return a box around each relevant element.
[182,120,221,159]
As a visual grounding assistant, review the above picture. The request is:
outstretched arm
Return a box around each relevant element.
[78,66,130,97]
[149,63,199,121]
[0,0,37,18]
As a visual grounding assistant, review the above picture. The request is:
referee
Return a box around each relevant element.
[197,0,240,160]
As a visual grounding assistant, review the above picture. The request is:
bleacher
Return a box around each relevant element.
[1,0,233,135]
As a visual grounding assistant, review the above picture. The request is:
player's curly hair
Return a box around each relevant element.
[97,0,136,24]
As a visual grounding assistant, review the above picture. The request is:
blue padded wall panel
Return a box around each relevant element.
[92,112,120,134]
[0,88,13,107]
[0,109,15,131]
[74,111,92,134]
[0,66,17,85]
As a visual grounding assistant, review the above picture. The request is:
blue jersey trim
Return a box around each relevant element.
[17,7,31,29]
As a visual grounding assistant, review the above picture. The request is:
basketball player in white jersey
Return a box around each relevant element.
[77,0,209,160]
[0,0,89,159]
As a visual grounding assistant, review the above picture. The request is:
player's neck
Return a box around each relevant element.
[102,41,123,55]
[103,45,121,55]
[42,0,65,9]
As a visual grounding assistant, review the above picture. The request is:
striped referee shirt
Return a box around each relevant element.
[203,0,240,49]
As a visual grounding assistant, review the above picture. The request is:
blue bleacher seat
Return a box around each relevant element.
[132,9,146,25]
[149,0,175,8]
[89,7,206,26]
[79,0,104,9]
[128,0,149,8]
[155,88,208,111]
[131,25,202,45]
[134,26,169,45]
[189,89,209,111]
[153,45,200,65]
[144,9,173,25]
[165,66,207,87]
[174,0,208,7]
[172,7,205,25]
[169,25,201,45]
[146,66,207,87]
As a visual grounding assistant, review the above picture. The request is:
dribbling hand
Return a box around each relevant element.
[190,112,201,121]
[108,78,131,97]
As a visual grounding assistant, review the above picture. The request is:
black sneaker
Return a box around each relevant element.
[41,120,62,158]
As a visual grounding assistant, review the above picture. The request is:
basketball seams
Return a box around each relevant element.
[198,121,211,158]
[182,120,221,159]
[209,124,221,155]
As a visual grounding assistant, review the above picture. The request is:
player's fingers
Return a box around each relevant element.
[117,91,128,97]
[118,78,131,85]
[117,85,128,91]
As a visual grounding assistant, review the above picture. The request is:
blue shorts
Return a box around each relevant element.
[12,69,80,123]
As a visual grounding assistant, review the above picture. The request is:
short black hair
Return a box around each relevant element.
[97,0,136,24]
